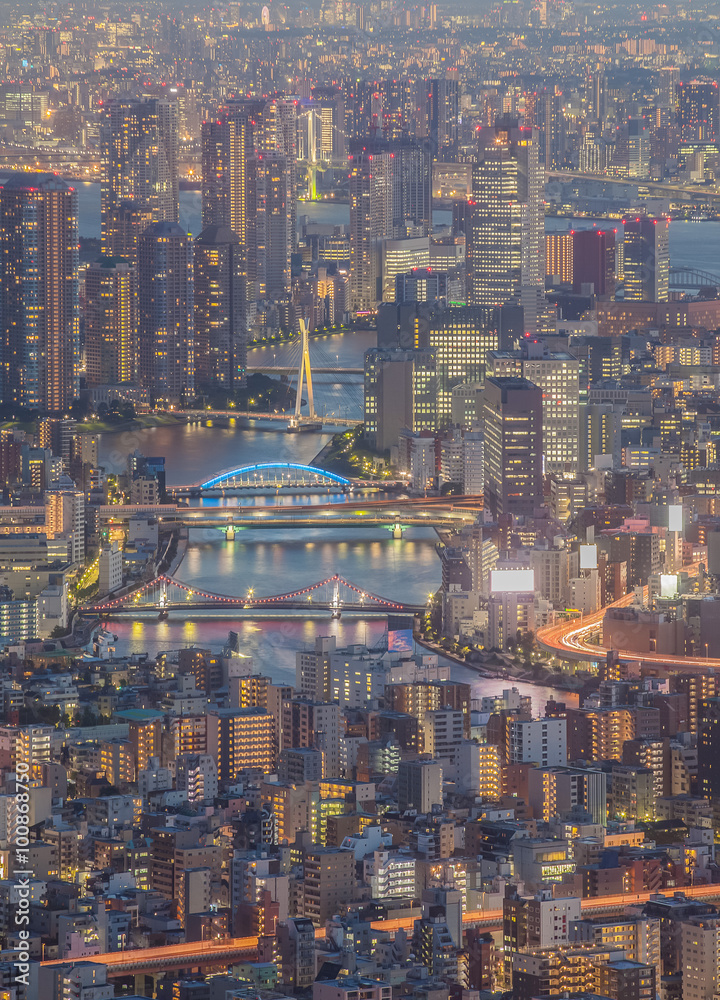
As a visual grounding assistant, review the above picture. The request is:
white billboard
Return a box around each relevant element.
[579,544,598,570]
[490,569,535,594]
[668,504,683,532]
[660,574,679,598]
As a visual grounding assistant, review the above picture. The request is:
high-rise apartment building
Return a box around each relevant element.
[507,718,568,767]
[194,225,248,390]
[350,147,394,314]
[115,709,163,772]
[84,259,137,385]
[678,80,719,142]
[201,105,260,233]
[207,708,275,782]
[302,848,356,926]
[483,376,543,518]
[468,118,544,333]
[101,99,179,260]
[545,232,573,283]
[488,342,580,474]
[281,699,341,778]
[428,77,459,156]
[201,100,297,317]
[251,153,293,301]
[623,217,669,302]
[0,173,79,414]
[137,221,195,404]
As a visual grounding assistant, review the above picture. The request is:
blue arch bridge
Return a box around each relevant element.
[171,463,353,497]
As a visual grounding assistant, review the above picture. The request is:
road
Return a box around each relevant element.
[536,563,716,670]
[548,170,720,204]
[99,495,485,531]
[41,884,720,977]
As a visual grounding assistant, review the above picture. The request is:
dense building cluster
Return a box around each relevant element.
[3,0,720,998]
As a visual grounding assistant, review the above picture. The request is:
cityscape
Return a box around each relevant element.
[7,1,720,999]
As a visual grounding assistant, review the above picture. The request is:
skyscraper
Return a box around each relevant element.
[623,217,669,302]
[101,98,179,261]
[194,225,248,390]
[349,138,431,314]
[363,347,436,450]
[678,80,719,142]
[426,307,500,426]
[251,153,294,302]
[137,221,194,404]
[427,76,459,156]
[572,228,616,297]
[488,342,580,475]
[200,101,297,320]
[84,259,137,386]
[468,118,545,334]
[0,173,79,414]
[483,376,543,518]
[391,139,432,236]
[349,147,394,314]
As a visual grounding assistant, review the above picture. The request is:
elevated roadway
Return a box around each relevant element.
[548,170,720,204]
[41,885,720,978]
[100,496,484,532]
[536,563,716,671]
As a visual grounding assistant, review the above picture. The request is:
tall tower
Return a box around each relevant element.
[102,98,179,261]
[137,222,194,404]
[0,173,79,414]
[427,77,459,157]
[468,118,545,334]
[391,139,432,236]
[349,147,394,314]
[623,216,669,302]
[85,259,137,385]
[251,153,294,302]
[194,225,248,390]
[678,80,719,142]
[483,376,543,519]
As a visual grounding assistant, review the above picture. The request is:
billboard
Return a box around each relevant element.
[489,569,535,594]
[388,628,414,653]
[579,544,598,570]
[660,574,679,598]
[668,504,683,533]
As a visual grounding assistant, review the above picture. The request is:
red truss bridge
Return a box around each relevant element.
[82,574,426,616]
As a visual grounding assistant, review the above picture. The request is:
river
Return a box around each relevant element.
[77,181,719,274]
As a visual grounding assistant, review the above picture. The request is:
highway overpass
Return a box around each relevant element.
[40,886,720,978]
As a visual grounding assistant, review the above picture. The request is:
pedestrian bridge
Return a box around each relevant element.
[177,462,352,495]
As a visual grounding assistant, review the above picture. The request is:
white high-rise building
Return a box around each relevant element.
[463,431,484,494]
[507,718,568,767]
[469,118,544,334]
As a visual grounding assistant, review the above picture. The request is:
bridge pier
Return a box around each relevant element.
[392,523,404,539]
[225,525,236,541]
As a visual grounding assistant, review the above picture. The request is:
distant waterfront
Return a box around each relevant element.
[76,181,720,274]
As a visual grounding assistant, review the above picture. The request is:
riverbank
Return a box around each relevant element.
[77,413,187,434]
[415,633,591,693]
